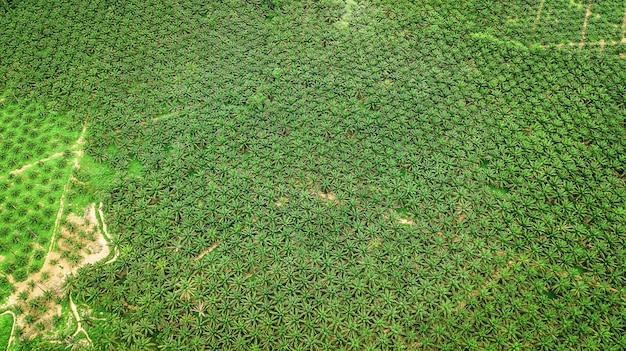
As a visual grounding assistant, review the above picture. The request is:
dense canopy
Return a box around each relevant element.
[0,0,625,350]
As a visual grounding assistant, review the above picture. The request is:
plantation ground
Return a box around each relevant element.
[1,0,625,350]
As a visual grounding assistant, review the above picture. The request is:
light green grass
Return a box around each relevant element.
[0,312,13,351]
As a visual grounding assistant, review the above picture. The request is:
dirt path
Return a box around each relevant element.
[545,39,622,49]
[98,202,119,265]
[580,3,592,48]
[532,0,545,32]
[5,119,88,178]
[69,293,92,345]
[8,152,64,176]
[0,310,16,351]
[49,174,73,254]
[48,121,87,254]
[193,241,219,262]
[622,0,626,40]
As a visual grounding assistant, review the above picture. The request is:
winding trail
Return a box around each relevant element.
[62,203,118,342]
[48,121,88,254]
[98,202,119,265]
[0,119,91,346]
[69,293,92,345]
[0,310,16,351]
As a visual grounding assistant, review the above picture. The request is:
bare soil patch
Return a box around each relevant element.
[397,218,414,225]
[316,192,337,201]
[0,204,111,338]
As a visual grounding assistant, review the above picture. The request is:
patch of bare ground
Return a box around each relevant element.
[368,237,382,250]
[0,204,111,339]
[397,218,414,225]
[274,196,289,207]
[98,202,119,264]
[59,204,110,266]
[382,210,415,225]
[121,297,137,311]
[316,192,337,201]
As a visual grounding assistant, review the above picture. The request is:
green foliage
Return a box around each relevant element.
[0,100,78,170]
[1,0,625,350]
[0,276,13,305]
[0,312,12,351]
[0,161,71,278]
[0,98,79,280]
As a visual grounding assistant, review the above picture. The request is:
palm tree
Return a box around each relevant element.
[62,273,78,293]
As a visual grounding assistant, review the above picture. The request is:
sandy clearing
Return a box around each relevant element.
[62,205,110,265]
[397,218,414,225]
